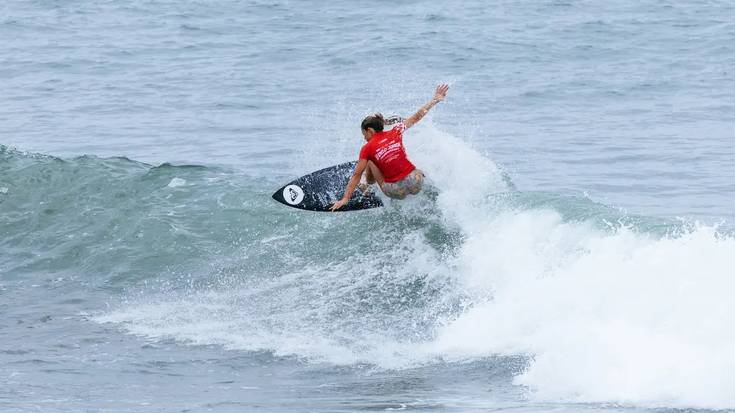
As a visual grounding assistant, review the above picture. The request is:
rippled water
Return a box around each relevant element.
[2,1,735,412]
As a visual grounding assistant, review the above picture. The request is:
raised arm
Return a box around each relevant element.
[330,159,368,211]
[403,84,449,129]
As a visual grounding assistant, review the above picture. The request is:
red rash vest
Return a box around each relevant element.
[358,123,416,183]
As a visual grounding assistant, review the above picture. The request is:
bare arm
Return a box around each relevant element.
[330,159,368,211]
[403,84,449,129]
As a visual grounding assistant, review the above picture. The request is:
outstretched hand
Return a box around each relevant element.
[433,84,449,102]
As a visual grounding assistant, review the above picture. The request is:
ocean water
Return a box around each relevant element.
[2,1,735,412]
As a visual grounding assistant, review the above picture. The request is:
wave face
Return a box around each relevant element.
[4,126,735,410]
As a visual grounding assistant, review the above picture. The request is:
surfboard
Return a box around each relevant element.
[272,161,383,212]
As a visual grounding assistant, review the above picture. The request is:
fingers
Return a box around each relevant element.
[434,84,449,100]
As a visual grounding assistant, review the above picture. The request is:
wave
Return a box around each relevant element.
[4,122,735,410]
[0,145,264,286]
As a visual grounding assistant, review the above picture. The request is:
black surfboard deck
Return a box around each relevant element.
[272,161,383,212]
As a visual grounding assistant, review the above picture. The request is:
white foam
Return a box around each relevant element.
[396,123,735,408]
[431,210,735,409]
[167,177,187,188]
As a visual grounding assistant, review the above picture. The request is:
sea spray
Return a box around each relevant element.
[88,126,735,409]
[433,211,735,409]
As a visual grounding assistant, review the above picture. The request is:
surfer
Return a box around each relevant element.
[330,84,449,211]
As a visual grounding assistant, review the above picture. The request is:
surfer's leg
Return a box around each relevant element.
[357,161,383,194]
[406,170,425,195]
[364,168,374,184]
[364,161,384,186]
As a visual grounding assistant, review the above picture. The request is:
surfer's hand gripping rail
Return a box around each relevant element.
[330,159,368,211]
